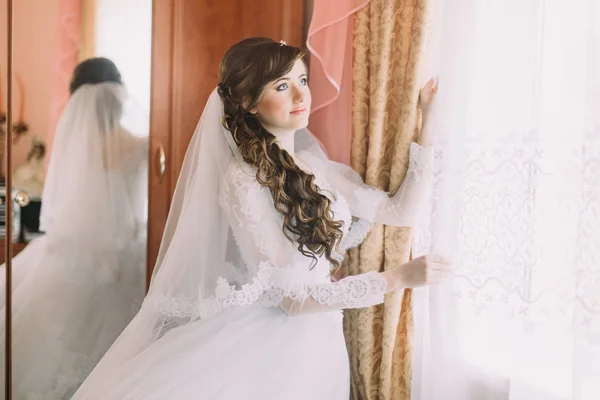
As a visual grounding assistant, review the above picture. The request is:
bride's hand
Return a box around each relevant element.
[382,255,452,291]
[418,78,439,114]
[416,78,439,147]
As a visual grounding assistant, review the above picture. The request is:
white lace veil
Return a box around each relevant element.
[74,88,329,391]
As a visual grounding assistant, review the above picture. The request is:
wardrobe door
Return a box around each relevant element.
[147,0,305,282]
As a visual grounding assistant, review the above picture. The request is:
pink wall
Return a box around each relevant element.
[0,0,61,168]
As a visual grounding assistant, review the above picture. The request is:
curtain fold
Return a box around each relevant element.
[344,1,431,398]
[307,0,368,164]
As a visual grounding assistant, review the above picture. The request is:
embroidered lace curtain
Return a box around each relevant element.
[412,1,600,399]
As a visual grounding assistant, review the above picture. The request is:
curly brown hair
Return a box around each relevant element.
[218,37,344,269]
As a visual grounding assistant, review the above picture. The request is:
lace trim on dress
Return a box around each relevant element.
[408,142,435,182]
[144,262,387,319]
[339,218,375,251]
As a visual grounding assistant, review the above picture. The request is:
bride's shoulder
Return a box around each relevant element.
[223,161,264,193]
[225,160,255,180]
[221,161,274,210]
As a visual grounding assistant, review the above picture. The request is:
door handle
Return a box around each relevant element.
[157,144,166,184]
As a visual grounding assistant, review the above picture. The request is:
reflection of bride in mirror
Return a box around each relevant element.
[0,57,148,399]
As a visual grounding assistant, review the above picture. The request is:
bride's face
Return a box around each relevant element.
[252,59,311,136]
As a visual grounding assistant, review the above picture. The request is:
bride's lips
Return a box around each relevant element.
[290,108,306,115]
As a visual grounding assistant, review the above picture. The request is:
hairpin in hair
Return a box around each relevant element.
[279,40,287,46]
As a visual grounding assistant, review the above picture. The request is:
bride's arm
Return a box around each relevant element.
[219,163,447,317]
[302,141,433,228]
[303,79,438,228]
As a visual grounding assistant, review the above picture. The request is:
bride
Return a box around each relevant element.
[73,38,448,399]
[0,58,148,399]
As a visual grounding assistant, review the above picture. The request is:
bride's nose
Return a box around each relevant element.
[292,87,304,103]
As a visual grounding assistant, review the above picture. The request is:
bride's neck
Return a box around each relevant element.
[271,130,295,156]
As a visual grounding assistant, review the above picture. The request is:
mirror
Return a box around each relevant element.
[1,1,8,396]
[1,0,152,398]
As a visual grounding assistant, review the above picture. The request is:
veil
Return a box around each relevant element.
[39,82,147,280]
[74,88,331,391]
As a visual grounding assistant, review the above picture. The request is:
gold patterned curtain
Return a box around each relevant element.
[79,0,96,61]
[344,1,430,398]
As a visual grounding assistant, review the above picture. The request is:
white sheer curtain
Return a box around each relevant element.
[412,1,600,399]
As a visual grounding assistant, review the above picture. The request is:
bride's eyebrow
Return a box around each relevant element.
[271,72,308,87]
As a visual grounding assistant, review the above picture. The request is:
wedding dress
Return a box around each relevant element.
[72,89,432,400]
[0,83,148,399]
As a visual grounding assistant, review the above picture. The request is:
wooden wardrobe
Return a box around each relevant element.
[147,0,307,284]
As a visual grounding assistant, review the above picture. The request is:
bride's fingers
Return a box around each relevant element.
[430,260,453,268]
[421,78,435,93]
[430,267,453,276]
[423,77,439,91]
[427,269,453,284]
[431,267,453,279]
[427,254,452,264]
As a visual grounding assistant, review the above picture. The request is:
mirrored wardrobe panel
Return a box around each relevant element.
[1,0,8,396]
[2,0,152,398]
